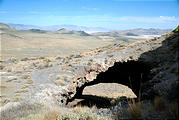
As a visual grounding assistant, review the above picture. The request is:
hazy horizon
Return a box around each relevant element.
[0,22,176,31]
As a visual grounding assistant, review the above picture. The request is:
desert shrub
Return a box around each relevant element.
[107,46,113,49]
[26,79,34,84]
[68,55,74,59]
[97,49,103,53]
[43,58,51,63]
[74,55,82,58]
[129,56,133,59]
[89,59,93,62]
[65,61,69,64]
[21,74,31,79]
[61,65,69,71]
[55,79,66,86]
[68,64,74,67]
[75,58,81,62]
[119,44,125,47]
[21,85,29,89]
[12,96,21,102]
[87,62,92,66]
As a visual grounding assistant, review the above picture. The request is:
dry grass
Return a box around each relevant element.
[72,105,97,114]
[43,109,61,120]
[0,85,7,91]
[1,101,42,120]
[56,74,68,79]
[81,50,97,56]
[18,109,60,120]
[72,106,89,113]
[127,99,142,118]
[0,100,60,120]
[16,105,110,120]
[125,96,178,119]
[1,29,114,59]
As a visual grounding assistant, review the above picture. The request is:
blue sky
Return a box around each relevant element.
[0,0,179,29]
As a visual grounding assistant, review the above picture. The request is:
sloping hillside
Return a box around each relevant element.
[0,26,178,120]
[0,23,117,59]
[0,23,15,31]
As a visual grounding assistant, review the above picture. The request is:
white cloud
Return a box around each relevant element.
[34,15,179,25]
[65,15,179,23]
[117,16,179,23]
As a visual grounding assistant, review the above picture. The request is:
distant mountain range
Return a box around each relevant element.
[8,23,110,33]
[0,23,173,36]
[0,23,91,36]
[7,23,172,35]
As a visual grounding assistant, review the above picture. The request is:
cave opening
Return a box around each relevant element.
[68,60,152,108]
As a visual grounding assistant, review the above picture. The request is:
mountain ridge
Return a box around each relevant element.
[7,23,109,32]
[7,23,172,34]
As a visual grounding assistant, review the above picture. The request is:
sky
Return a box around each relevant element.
[0,0,179,29]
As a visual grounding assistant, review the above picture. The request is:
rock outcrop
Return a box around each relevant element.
[60,26,178,105]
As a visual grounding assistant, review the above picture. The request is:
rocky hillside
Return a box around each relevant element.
[0,26,178,119]
[62,26,178,104]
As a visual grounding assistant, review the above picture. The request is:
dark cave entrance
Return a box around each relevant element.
[68,60,152,108]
